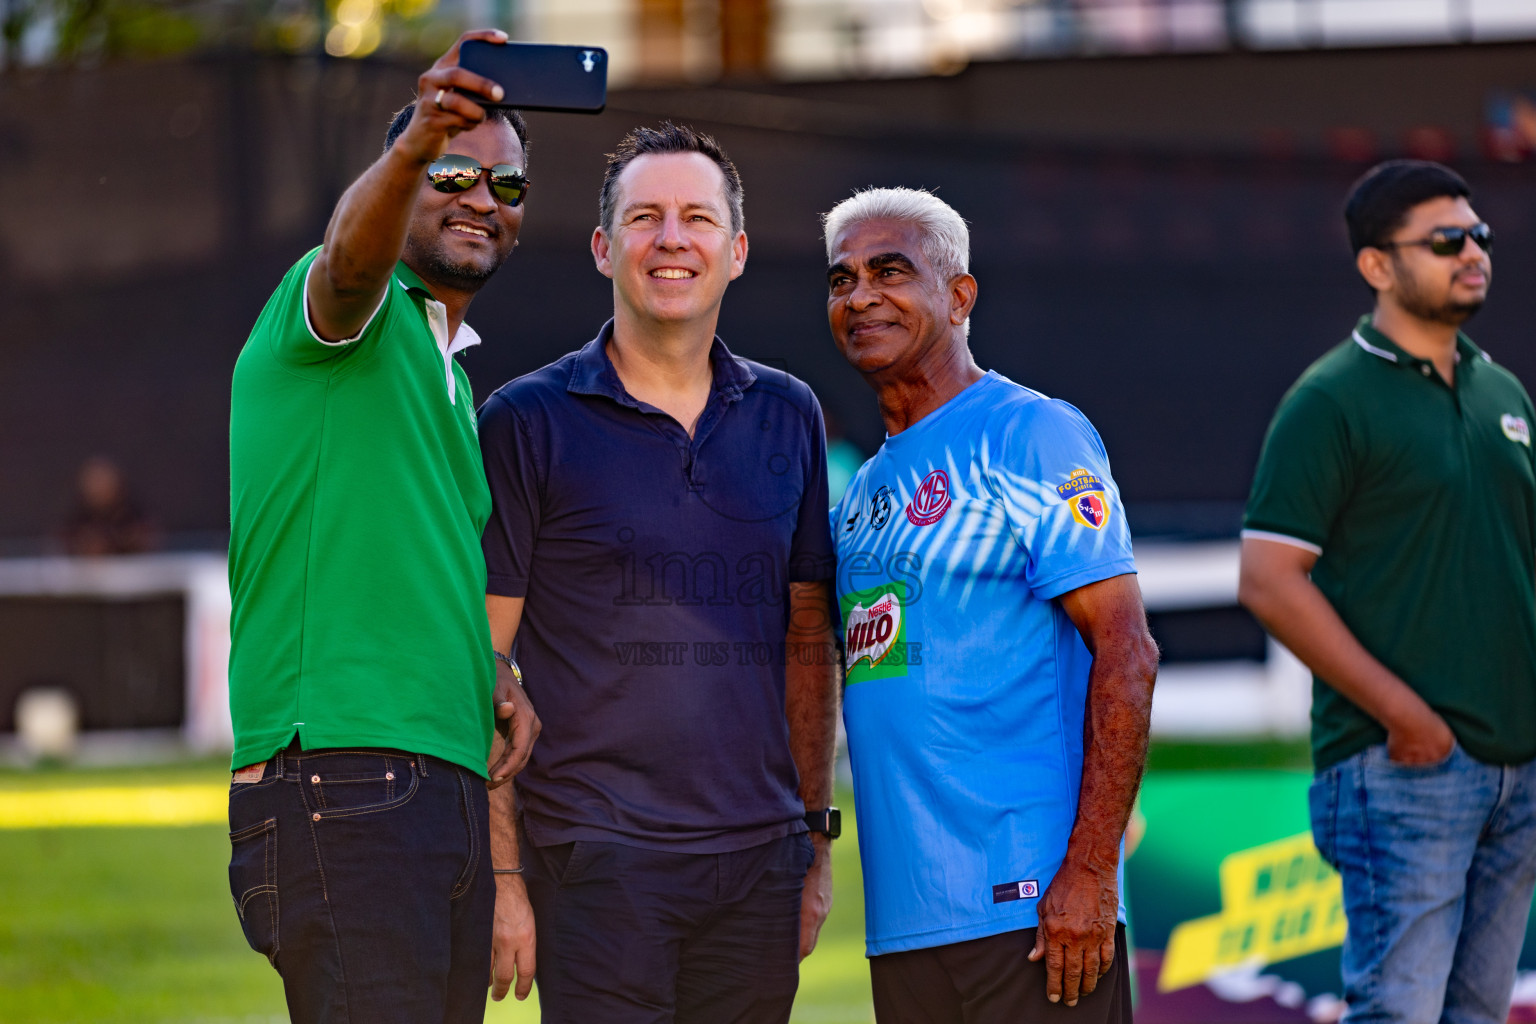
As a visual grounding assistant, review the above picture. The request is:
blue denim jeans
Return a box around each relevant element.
[1309,742,1536,1024]
[227,744,494,1024]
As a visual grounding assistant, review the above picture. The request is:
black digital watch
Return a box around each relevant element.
[804,807,841,839]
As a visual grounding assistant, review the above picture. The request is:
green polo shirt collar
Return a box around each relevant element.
[392,260,482,403]
[394,260,430,294]
[1351,315,1492,376]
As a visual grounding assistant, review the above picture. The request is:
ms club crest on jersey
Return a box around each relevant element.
[1057,468,1111,531]
[1503,413,1531,447]
[905,470,952,526]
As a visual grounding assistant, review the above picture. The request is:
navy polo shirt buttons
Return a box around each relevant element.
[479,321,835,853]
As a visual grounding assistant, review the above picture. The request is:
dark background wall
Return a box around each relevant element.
[3,41,1534,548]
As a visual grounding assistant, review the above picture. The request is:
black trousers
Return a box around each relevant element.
[870,924,1133,1024]
[523,832,816,1024]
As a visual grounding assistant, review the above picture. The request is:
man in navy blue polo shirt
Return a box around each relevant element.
[477,123,839,1023]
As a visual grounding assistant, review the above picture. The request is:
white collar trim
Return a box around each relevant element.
[1352,329,1398,363]
[399,279,480,404]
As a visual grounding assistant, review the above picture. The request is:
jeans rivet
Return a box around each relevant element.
[311,774,320,784]
[311,812,321,821]
[386,772,395,781]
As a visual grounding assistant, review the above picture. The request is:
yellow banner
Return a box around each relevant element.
[1158,831,1346,992]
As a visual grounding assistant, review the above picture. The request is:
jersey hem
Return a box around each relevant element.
[234,731,490,779]
[1240,528,1324,555]
[865,910,1131,957]
[1031,558,1137,601]
[301,253,388,347]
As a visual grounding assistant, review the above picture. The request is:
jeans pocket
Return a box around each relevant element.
[1308,768,1340,869]
[301,751,419,820]
[228,817,279,966]
[1373,739,1459,774]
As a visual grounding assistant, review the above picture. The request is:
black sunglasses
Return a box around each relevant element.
[1380,222,1493,257]
[426,154,529,207]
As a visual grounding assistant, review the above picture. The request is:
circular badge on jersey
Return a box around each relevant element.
[870,485,893,530]
[905,469,952,527]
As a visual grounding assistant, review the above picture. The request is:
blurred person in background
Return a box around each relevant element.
[1240,160,1536,1024]
[60,455,156,555]
[823,187,1156,1022]
[225,31,539,1024]
[477,122,838,1023]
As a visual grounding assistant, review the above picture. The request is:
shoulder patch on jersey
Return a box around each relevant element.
[905,469,952,526]
[1057,468,1110,531]
[1502,413,1531,447]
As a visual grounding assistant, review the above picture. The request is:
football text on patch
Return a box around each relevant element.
[906,469,952,526]
[992,879,1040,904]
[1503,413,1531,447]
[1057,468,1110,531]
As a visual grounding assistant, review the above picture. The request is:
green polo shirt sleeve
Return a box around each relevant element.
[268,247,392,369]
[1244,383,1355,552]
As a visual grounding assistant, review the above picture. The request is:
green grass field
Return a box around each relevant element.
[0,741,1294,1023]
[0,759,873,1024]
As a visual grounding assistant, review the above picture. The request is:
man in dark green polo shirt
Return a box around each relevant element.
[1239,160,1536,1024]
[227,31,539,1024]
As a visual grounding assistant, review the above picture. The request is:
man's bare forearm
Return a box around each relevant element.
[488,734,522,870]
[316,146,435,304]
[1064,630,1156,872]
[786,580,838,810]
[1238,538,1437,736]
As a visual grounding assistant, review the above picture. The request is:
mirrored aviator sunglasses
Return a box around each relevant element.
[426,154,530,207]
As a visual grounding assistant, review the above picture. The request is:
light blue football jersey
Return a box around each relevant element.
[832,371,1137,956]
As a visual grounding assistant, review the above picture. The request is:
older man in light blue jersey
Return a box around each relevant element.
[822,188,1158,1023]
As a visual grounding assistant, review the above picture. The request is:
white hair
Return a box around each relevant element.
[821,187,970,281]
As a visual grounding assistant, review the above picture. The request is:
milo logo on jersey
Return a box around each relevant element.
[1056,468,1111,531]
[841,581,916,686]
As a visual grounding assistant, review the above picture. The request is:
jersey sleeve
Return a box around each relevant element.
[479,392,544,598]
[992,400,1137,600]
[788,393,835,583]
[266,247,393,369]
[1242,383,1355,553]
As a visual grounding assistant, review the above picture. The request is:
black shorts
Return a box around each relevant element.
[869,924,1132,1024]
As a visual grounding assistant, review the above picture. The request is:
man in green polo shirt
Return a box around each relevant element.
[226,30,539,1024]
[1239,160,1536,1024]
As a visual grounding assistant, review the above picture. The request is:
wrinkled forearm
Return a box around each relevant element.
[1063,631,1156,874]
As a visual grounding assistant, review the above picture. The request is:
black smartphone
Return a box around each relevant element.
[458,40,608,115]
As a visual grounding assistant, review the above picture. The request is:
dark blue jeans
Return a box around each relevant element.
[523,832,816,1024]
[227,745,494,1024]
